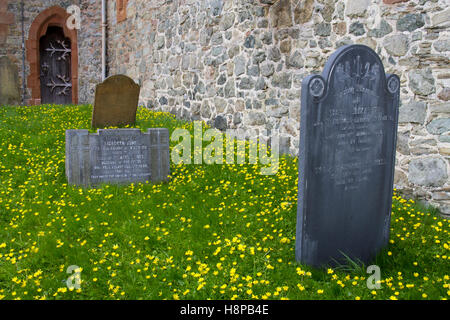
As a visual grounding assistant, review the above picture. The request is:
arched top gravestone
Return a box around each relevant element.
[91,75,140,128]
[0,56,20,106]
[296,45,400,267]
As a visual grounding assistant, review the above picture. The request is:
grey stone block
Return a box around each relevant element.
[399,101,427,124]
[66,128,170,186]
[408,157,448,187]
[427,118,450,135]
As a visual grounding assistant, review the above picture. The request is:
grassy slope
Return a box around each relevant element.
[0,104,448,300]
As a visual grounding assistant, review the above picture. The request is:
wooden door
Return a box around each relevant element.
[39,26,72,104]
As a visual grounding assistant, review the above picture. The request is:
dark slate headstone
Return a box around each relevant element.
[66,128,170,186]
[296,45,400,267]
[91,75,140,128]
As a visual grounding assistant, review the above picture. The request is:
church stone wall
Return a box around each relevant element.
[0,0,102,104]
[1,0,448,216]
[106,0,449,216]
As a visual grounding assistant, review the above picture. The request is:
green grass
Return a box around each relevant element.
[0,104,448,300]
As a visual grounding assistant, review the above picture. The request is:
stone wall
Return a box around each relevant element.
[106,0,449,216]
[0,0,102,104]
[1,0,449,216]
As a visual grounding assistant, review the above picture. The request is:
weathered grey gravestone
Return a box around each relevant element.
[66,128,170,186]
[91,75,140,128]
[0,56,20,106]
[296,45,400,267]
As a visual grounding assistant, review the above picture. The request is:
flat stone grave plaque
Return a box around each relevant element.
[296,44,400,267]
[66,128,170,186]
[91,75,140,128]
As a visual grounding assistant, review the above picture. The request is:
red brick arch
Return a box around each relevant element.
[26,6,78,105]
[117,0,128,23]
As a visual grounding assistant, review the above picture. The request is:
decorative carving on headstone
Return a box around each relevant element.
[309,77,325,98]
[296,45,400,267]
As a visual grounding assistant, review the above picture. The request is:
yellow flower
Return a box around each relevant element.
[197,283,204,291]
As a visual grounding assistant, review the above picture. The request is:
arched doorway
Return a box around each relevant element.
[26,6,78,105]
[40,26,73,104]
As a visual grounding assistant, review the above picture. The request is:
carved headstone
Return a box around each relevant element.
[296,45,400,267]
[0,56,20,106]
[92,75,140,128]
[66,128,170,186]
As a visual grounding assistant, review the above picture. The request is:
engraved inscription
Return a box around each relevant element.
[315,56,394,190]
[91,135,150,182]
[66,128,170,186]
